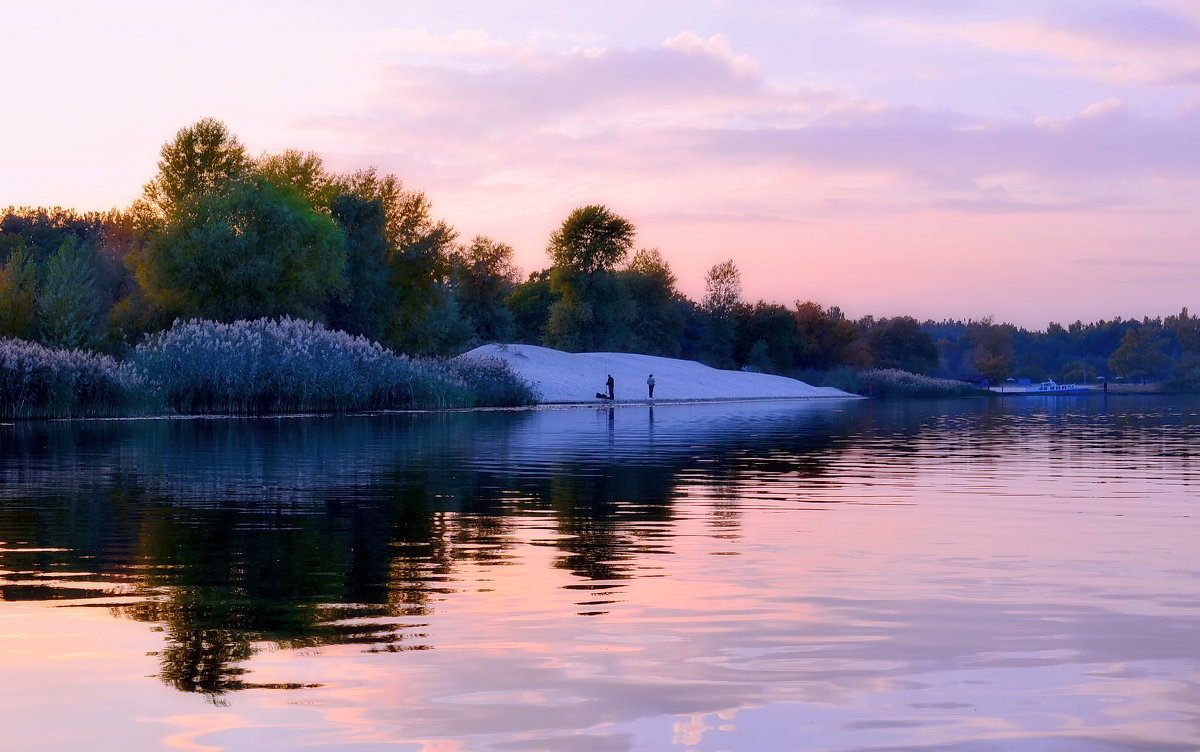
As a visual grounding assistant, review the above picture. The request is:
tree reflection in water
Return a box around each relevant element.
[0,402,858,700]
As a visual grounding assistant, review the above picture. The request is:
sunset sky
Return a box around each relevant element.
[5,0,1200,328]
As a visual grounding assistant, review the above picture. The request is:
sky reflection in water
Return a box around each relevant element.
[1,397,1199,751]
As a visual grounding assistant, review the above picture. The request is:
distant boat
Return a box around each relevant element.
[998,380,1093,395]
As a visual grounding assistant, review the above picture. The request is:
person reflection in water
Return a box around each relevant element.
[647,374,655,399]
[606,374,615,400]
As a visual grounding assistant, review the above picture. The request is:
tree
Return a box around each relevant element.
[701,259,741,318]
[325,191,393,342]
[451,236,520,344]
[866,317,939,374]
[544,206,638,352]
[699,260,742,367]
[335,168,464,355]
[0,248,38,339]
[141,118,250,222]
[136,178,344,322]
[735,302,802,373]
[967,318,1014,382]
[1108,327,1168,382]
[507,270,558,344]
[619,248,685,357]
[548,205,635,274]
[793,301,861,370]
[38,237,100,349]
[257,150,336,210]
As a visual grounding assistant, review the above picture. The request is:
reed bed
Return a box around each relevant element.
[0,338,153,419]
[858,368,985,398]
[133,317,535,414]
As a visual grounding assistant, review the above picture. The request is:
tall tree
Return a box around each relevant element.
[140,118,250,222]
[451,236,520,344]
[544,205,637,352]
[1108,327,1168,382]
[0,248,38,339]
[325,191,392,342]
[619,248,685,357]
[699,259,742,367]
[865,316,939,374]
[136,178,344,322]
[335,168,464,355]
[38,237,100,349]
[257,150,336,210]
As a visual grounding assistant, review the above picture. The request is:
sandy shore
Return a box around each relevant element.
[461,344,856,404]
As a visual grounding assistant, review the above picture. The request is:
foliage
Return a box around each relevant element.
[702,259,741,317]
[257,150,337,209]
[1108,327,1169,382]
[141,118,250,222]
[865,316,938,374]
[0,248,38,339]
[544,206,639,352]
[619,248,686,357]
[132,317,534,414]
[137,178,345,322]
[0,337,151,419]
[325,191,393,343]
[37,237,102,350]
[507,270,558,344]
[548,205,635,274]
[858,368,985,399]
[451,236,520,345]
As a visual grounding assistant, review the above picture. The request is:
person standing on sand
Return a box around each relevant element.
[606,374,615,400]
[647,374,655,399]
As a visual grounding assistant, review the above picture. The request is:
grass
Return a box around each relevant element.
[2,317,536,419]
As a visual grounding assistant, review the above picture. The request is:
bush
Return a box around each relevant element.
[0,337,152,419]
[440,355,538,407]
[858,368,986,399]
[133,317,536,414]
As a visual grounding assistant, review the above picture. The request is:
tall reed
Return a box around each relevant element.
[0,337,152,419]
[133,317,535,414]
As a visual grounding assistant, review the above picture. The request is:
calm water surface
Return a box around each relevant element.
[1,397,1198,751]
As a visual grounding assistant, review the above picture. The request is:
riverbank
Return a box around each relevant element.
[462,344,855,403]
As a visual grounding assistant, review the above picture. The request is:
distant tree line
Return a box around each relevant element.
[3,118,1199,391]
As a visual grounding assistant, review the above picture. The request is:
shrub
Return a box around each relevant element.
[858,368,986,399]
[440,355,538,407]
[132,317,536,414]
[0,337,152,419]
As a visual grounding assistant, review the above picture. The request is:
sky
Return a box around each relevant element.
[4,0,1200,329]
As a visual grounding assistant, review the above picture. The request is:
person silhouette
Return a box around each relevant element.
[606,374,614,400]
[647,373,655,399]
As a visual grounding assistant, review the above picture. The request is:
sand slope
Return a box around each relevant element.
[461,343,855,403]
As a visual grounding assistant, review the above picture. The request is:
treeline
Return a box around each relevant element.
[2,118,1198,394]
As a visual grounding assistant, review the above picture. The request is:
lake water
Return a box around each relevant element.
[1,396,1199,751]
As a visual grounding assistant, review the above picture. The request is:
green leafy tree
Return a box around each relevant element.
[544,205,637,352]
[699,259,741,367]
[735,302,803,373]
[866,317,939,374]
[0,248,38,339]
[967,318,1014,382]
[325,191,393,342]
[335,168,464,355]
[137,178,344,322]
[38,237,100,349]
[1108,327,1169,382]
[141,118,250,222]
[507,270,558,344]
[257,150,337,210]
[792,302,861,370]
[451,236,520,344]
[619,248,685,357]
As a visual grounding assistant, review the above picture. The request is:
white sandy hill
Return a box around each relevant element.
[462,343,856,403]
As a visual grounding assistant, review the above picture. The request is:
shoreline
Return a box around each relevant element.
[8,394,861,424]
